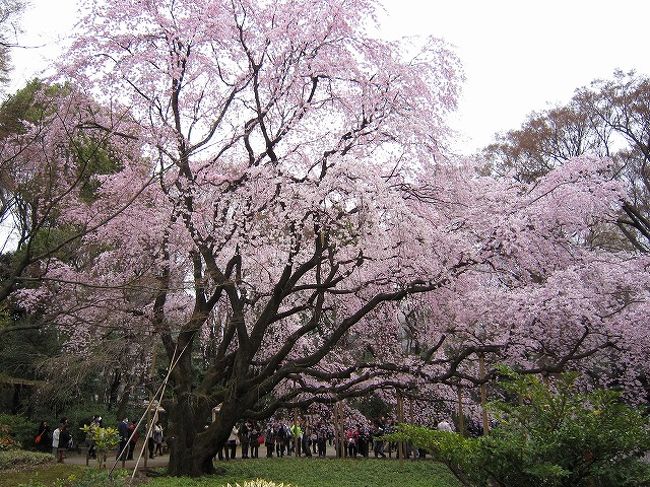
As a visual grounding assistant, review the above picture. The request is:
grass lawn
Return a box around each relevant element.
[0,463,85,487]
[146,458,461,487]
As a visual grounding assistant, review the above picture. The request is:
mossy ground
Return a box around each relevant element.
[147,457,461,487]
[1,456,461,487]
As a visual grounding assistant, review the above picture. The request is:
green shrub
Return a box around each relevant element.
[0,414,38,450]
[0,425,20,451]
[80,424,120,469]
[17,468,130,487]
[388,369,650,487]
[0,450,54,470]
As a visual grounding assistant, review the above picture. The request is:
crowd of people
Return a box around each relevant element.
[36,413,454,463]
[35,417,74,463]
[215,416,449,460]
[34,415,166,464]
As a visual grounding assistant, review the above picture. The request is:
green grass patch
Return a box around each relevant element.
[0,463,84,487]
[146,458,461,487]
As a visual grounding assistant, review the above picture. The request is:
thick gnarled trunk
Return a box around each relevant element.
[166,392,240,477]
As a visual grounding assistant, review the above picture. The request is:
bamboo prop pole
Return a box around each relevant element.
[130,343,189,480]
[109,343,188,479]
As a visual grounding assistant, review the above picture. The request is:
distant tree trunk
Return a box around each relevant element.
[115,381,131,421]
[107,369,121,411]
[11,384,20,414]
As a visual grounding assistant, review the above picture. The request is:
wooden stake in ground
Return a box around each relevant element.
[456,384,466,436]
[333,402,342,458]
[396,392,405,460]
[144,344,158,468]
[478,352,490,434]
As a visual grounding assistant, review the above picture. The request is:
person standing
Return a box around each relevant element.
[265,422,275,458]
[153,421,164,456]
[275,421,287,457]
[117,417,129,460]
[240,421,250,459]
[35,421,50,453]
[358,424,370,458]
[290,420,303,457]
[373,420,386,458]
[317,422,328,457]
[57,424,71,463]
[227,426,239,460]
[249,422,260,459]
[51,423,61,459]
[127,421,139,460]
[345,425,359,458]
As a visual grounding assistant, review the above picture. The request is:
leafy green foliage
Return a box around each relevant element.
[388,370,650,487]
[352,394,392,421]
[79,424,119,468]
[79,425,119,453]
[0,414,37,450]
[0,449,53,469]
[0,424,19,451]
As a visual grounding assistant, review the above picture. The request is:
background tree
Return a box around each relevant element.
[0,81,156,426]
[484,70,650,251]
[0,0,24,87]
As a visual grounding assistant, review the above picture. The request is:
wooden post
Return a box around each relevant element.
[293,408,299,457]
[397,393,405,460]
[339,403,348,458]
[457,385,466,436]
[479,352,490,434]
[144,344,158,467]
[332,403,339,458]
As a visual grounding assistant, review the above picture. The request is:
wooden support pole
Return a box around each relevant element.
[293,408,299,456]
[397,392,405,460]
[479,352,490,434]
[336,402,346,458]
[457,385,466,436]
[332,403,340,458]
[143,347,157,468]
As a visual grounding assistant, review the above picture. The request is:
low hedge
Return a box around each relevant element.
[0,449,54,470]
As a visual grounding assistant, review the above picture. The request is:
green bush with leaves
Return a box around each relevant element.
[0,415,37,450]
[0,449,53,470]
[388,369,650,487]
[80,424,120,468]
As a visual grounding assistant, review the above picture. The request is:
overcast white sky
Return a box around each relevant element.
[8,0,650,153]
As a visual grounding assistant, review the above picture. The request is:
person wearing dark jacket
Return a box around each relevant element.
[35,421,51,453]
[117,418,129,460]
[240,422,250,459]
[57,425,71,463]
